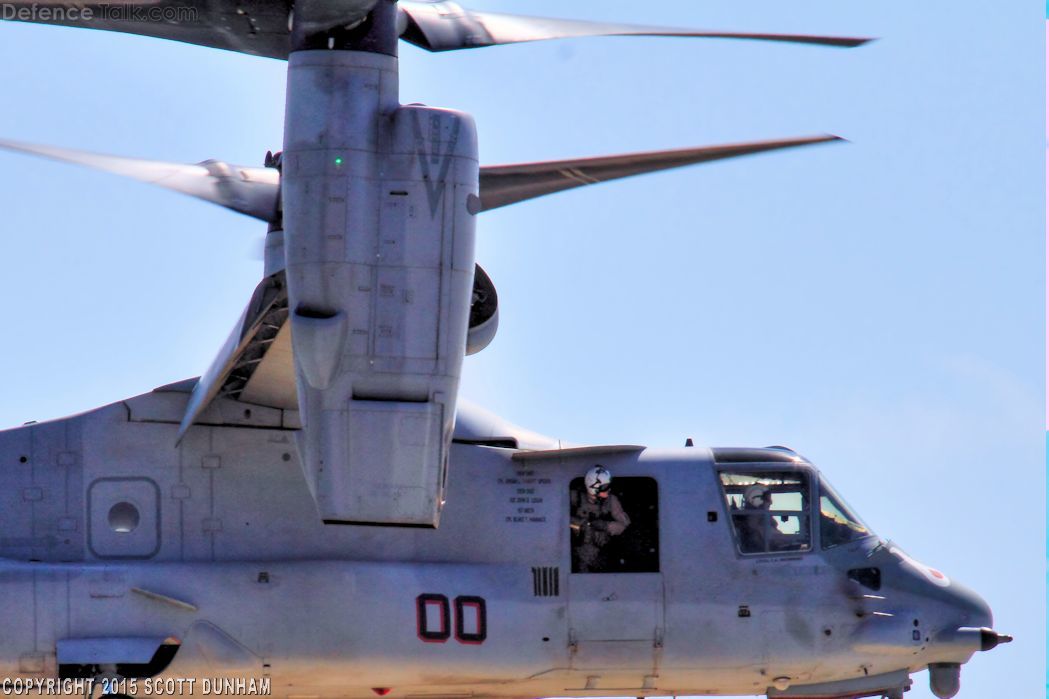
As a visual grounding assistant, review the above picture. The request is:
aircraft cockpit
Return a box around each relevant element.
[718,463,874,556]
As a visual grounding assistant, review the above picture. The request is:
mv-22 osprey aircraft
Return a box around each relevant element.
[0,2,1012,699]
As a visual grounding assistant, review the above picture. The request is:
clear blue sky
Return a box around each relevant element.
[0,2,1042,697]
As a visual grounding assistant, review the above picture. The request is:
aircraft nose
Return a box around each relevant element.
[937,582,1013,652]
[943,580,993,629]
[874,544,992,628]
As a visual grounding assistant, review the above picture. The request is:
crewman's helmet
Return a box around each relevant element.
[744,484,771,509]
[585,465,613,498]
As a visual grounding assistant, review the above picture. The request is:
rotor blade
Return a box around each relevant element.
[0,135,844,220]
[399,2,872,52]
[477,134,843,212]
[0,139,280,223]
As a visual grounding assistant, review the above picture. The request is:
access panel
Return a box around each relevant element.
[88,477,160,559]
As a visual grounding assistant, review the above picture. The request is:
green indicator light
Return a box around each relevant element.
[334,157,343,166]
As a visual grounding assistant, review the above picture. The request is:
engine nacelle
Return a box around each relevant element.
[282,50,478,528]
[467,264,498,355]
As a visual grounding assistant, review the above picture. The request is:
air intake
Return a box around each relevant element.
[531,567,560,597]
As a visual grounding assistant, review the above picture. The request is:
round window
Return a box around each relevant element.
[108,502,140,533]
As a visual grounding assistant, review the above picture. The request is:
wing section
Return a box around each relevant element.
[178,271,292,439]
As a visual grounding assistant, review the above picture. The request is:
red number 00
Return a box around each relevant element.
[416,594,487,644]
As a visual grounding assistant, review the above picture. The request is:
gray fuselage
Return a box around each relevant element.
[0,385,991,698]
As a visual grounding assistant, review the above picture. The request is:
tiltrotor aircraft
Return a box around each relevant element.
[0,2,1012,699]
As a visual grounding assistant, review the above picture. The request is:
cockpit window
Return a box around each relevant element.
[719,471,812,555]
[819,477,873,548]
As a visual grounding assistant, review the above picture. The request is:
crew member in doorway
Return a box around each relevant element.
[571,465,631,572]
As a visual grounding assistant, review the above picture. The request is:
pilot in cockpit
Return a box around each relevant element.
[738,483,792,553]
[570,465,631,573]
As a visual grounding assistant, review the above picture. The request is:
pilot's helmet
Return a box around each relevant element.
[585,465,613,498]
[744,484,771,509]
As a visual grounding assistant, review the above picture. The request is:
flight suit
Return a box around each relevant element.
[571,490,631,573]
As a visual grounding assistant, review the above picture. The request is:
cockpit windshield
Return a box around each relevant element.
[819,476,874,548]
[719,470,812,555]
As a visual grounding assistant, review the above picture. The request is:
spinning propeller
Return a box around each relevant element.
[0,135,844,223]
[396,1,872,52]
[0,0,873,59]
[0,1,869,197]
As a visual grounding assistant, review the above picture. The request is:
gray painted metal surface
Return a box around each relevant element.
[0,387,1002,698]
[282,50,477,527]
